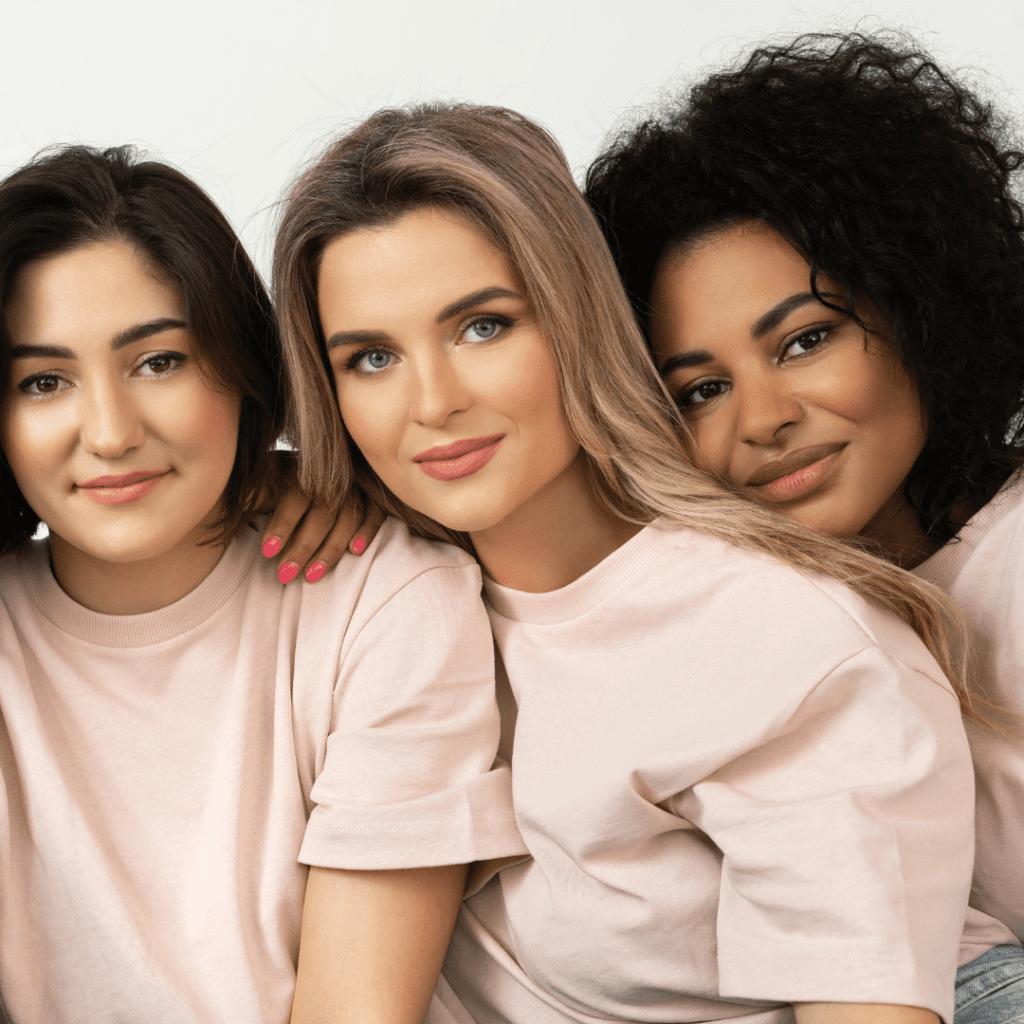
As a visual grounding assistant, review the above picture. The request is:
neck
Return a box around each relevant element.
[48,527,228,615]
[470,454,642,593]
[860,491,940,570]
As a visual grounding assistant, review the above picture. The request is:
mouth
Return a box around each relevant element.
[414,434,504,482]
[77,470,170,506]
[746,443,847,503]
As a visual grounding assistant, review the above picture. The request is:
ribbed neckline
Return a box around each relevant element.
[17,527,260,649]
[913,471,1024,590]
[483,523,676,625]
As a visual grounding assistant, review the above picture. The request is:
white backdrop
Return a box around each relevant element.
[3,0,1023,277]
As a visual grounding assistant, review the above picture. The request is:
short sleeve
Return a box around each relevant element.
[299,564,523,870]
[673,645,974,1023]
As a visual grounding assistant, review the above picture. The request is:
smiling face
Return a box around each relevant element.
[317,206,581,539]
[648,220,931,559]
[1,240,240,571]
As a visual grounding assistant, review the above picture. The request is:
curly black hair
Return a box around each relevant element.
[586,32,1024,546]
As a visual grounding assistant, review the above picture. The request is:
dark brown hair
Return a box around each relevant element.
[0,144,285,553]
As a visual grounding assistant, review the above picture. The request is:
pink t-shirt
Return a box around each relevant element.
[433,523,975,1024]
[0,518,520,1024]
[914,471,1024,954]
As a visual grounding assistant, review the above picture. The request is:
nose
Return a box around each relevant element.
[410,349,471,427]
[78,379,145,459]
[736,374,804,446]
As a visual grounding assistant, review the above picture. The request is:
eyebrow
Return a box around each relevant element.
[659,290,845,375]
[436,287,521,324]
[751,291,842,339]
[9,318,188,361]
[324,287,523,352]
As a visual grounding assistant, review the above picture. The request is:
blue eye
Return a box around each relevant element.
[349,348,395,374]
[463,315,513,343]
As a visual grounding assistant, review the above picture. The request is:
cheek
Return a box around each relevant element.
[490,340,567,438]
[0,400,74,480]
[335,380,403,462]
[688,415,733,477]
[159,384,241,473]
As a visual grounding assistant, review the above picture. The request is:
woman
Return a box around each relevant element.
[0,144,518,1023]
[584,32,1024,1022]
[274,101,979,1024]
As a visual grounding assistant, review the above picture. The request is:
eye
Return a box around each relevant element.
[782,327,829,360]
[347,347,396,374]
[677,378,731,409]
[18,373,70,397]
[463,315,513,344]
[138,352,187,376]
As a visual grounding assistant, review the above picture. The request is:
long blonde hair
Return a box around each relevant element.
[274,102,979,719]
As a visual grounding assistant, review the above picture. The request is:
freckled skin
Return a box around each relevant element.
[2,241,240,611]
[648,221,933,565]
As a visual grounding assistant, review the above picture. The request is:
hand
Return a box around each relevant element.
[259,451,386,583]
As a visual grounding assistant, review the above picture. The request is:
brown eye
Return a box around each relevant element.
[34,376,60,393]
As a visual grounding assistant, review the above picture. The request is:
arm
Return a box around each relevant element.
[290,862,467,1024]
[795,1004,938,1024]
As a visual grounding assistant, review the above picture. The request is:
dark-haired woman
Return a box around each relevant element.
[0,145,518,1023]
[586,32,1024,1023]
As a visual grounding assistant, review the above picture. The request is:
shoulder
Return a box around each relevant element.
[296,518,482,627]
[641,524,948,694]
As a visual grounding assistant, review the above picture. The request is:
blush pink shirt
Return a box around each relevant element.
[432,524,976,1024]
[0,518,520,1023]
[914,471,1024,957]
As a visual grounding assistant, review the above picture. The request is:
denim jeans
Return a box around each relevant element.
[956,944,1024,1023]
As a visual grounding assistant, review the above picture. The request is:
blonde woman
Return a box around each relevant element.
[274,103,977,1024]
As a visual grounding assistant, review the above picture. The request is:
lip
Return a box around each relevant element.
[414,434,504,482]
[77,470,169,506]
[414,434,505,462]
[746,443,847,502]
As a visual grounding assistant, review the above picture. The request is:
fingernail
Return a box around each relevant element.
[351,536,367,555]
[262,537,281,558]
[304,561,326,583]
[278,561,299,584]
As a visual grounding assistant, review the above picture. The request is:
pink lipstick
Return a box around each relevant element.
[746,443,846,503]
[77,470,169,506]
[414,434,504,482]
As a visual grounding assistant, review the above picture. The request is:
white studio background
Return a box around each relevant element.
[3,0,1023,279]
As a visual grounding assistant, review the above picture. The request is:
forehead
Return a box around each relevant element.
[5,241,183,345]
[317,207,518,322]
[659,222,811,314]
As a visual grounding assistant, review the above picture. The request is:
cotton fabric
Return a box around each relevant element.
[914,473,1024,958]
[0,518,518,1024]
[436,523,976,1024]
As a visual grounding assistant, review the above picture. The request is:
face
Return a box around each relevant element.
[648,221,928,546]
[2,240,241,565]
[317,206,579,536]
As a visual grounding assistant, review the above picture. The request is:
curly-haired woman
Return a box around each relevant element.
[586,32,1024,1023]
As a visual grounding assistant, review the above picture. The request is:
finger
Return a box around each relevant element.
[260,486,312,562]
[348,502,387,556]
[276,502,360,584]
[301,507,367,581]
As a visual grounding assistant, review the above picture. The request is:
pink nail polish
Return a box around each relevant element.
[278,561,299,584]
[262,537,281,558]
[352,536,367,555]
[304,562,326,583]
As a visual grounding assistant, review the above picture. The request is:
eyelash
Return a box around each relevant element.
[674,326,833,410]
[16,351,188,398]
[343,314,515,375]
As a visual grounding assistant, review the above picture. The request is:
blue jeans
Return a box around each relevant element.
[956,944,1024,1023]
